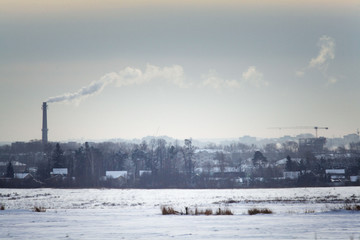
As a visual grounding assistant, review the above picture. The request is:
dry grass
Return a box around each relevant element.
[161,206,179,215]
[216,208,233,215]
[344,204,360,211]
[33,206,46,212]
[161,206,232,216]
[204,209,213,215]
[248,208,273,215]
[304,209,315,214]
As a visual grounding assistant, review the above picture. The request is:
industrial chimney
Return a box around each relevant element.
[42,102,48,146]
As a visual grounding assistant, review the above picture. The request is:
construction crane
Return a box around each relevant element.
[268,126,329,138]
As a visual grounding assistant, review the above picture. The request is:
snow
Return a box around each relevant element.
[1,187,360,239]
[106,171,127,179]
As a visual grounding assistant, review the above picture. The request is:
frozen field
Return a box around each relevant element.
[1,187,360,239]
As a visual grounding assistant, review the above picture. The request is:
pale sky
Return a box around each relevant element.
[1,0,360,142]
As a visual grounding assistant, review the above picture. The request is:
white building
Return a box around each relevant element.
[325,169,345,182]
[51,168,68,176]
[283,171,301,180]
[105,171,127,179]
[14,173,32,179]
[139,170,151,176]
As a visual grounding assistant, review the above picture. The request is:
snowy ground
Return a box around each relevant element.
[1,187,360,239]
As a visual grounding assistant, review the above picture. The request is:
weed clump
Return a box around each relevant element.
[161,206,179,215]
[216,208,233,215]
[304,209,315,214]
[344,204,360,211]
[248,208,273,215]
[33,206,46,212]
[161,206,232,216]
[204,209,213,215]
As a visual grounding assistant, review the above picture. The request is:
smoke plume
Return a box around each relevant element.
[309,35,335,69]
[46,64,187,104]
[201,66,266,89]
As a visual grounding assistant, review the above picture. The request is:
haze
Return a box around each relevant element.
[1,0,359,142]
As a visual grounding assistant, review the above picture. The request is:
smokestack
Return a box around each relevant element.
[42,102,48,146]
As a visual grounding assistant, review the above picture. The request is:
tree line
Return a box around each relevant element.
[1,138,360,188]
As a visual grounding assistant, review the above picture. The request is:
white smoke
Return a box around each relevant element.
[296,35,337,84]
[202,66,266,89]
[46,64,266,104]
[242,66,267,87]
[46,64,187,104]
[309,35,335,69]
[46,76,114,104]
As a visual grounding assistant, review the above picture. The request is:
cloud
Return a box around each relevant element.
[309,35,335,69]
[201,69,240,89]
[242,66,267,87]
[295,70,305,77]
[202,66,266,89]
[327,76,338,84]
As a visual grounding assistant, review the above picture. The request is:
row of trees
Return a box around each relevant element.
[35,139,196,187]
[2,137,360,188]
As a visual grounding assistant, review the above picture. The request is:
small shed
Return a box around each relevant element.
[325,169,345,182]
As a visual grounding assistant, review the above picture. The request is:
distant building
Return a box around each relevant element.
[105,171,127,179]
[50,168,68,176]
[283,171,301,180]
[0,161,26,176]
[325,169,345,182]
[275,158,302,167]
[299,137,326,153]
[344,134,360,144]
[350,176,358,183]
[14,173,32,179]
[139,170,151,176]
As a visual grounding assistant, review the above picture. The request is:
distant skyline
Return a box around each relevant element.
[1,0,359,142]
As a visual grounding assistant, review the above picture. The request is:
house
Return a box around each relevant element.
[14,173,32,179]
[105,171,127,179]
[50,168,68,176]
[325,169,345,182]
[0,161,26,176]
[350,176,358,183]
[139,170,152,176]
[283,171,301,180]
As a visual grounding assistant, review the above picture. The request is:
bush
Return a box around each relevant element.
[216,208,233,215]
[304,209,315,214]
[195,208,213,215]
[248,208,273,215]
[161,206,233,216]
[204,209,213,215]
[0,205,4,210]
[161,206,178,215]
[344,204,360,211]
[33,206,46,212]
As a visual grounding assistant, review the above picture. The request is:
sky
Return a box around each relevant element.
[1,0,360,142]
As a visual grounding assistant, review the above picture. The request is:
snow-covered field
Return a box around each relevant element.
[1,187,360,239]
